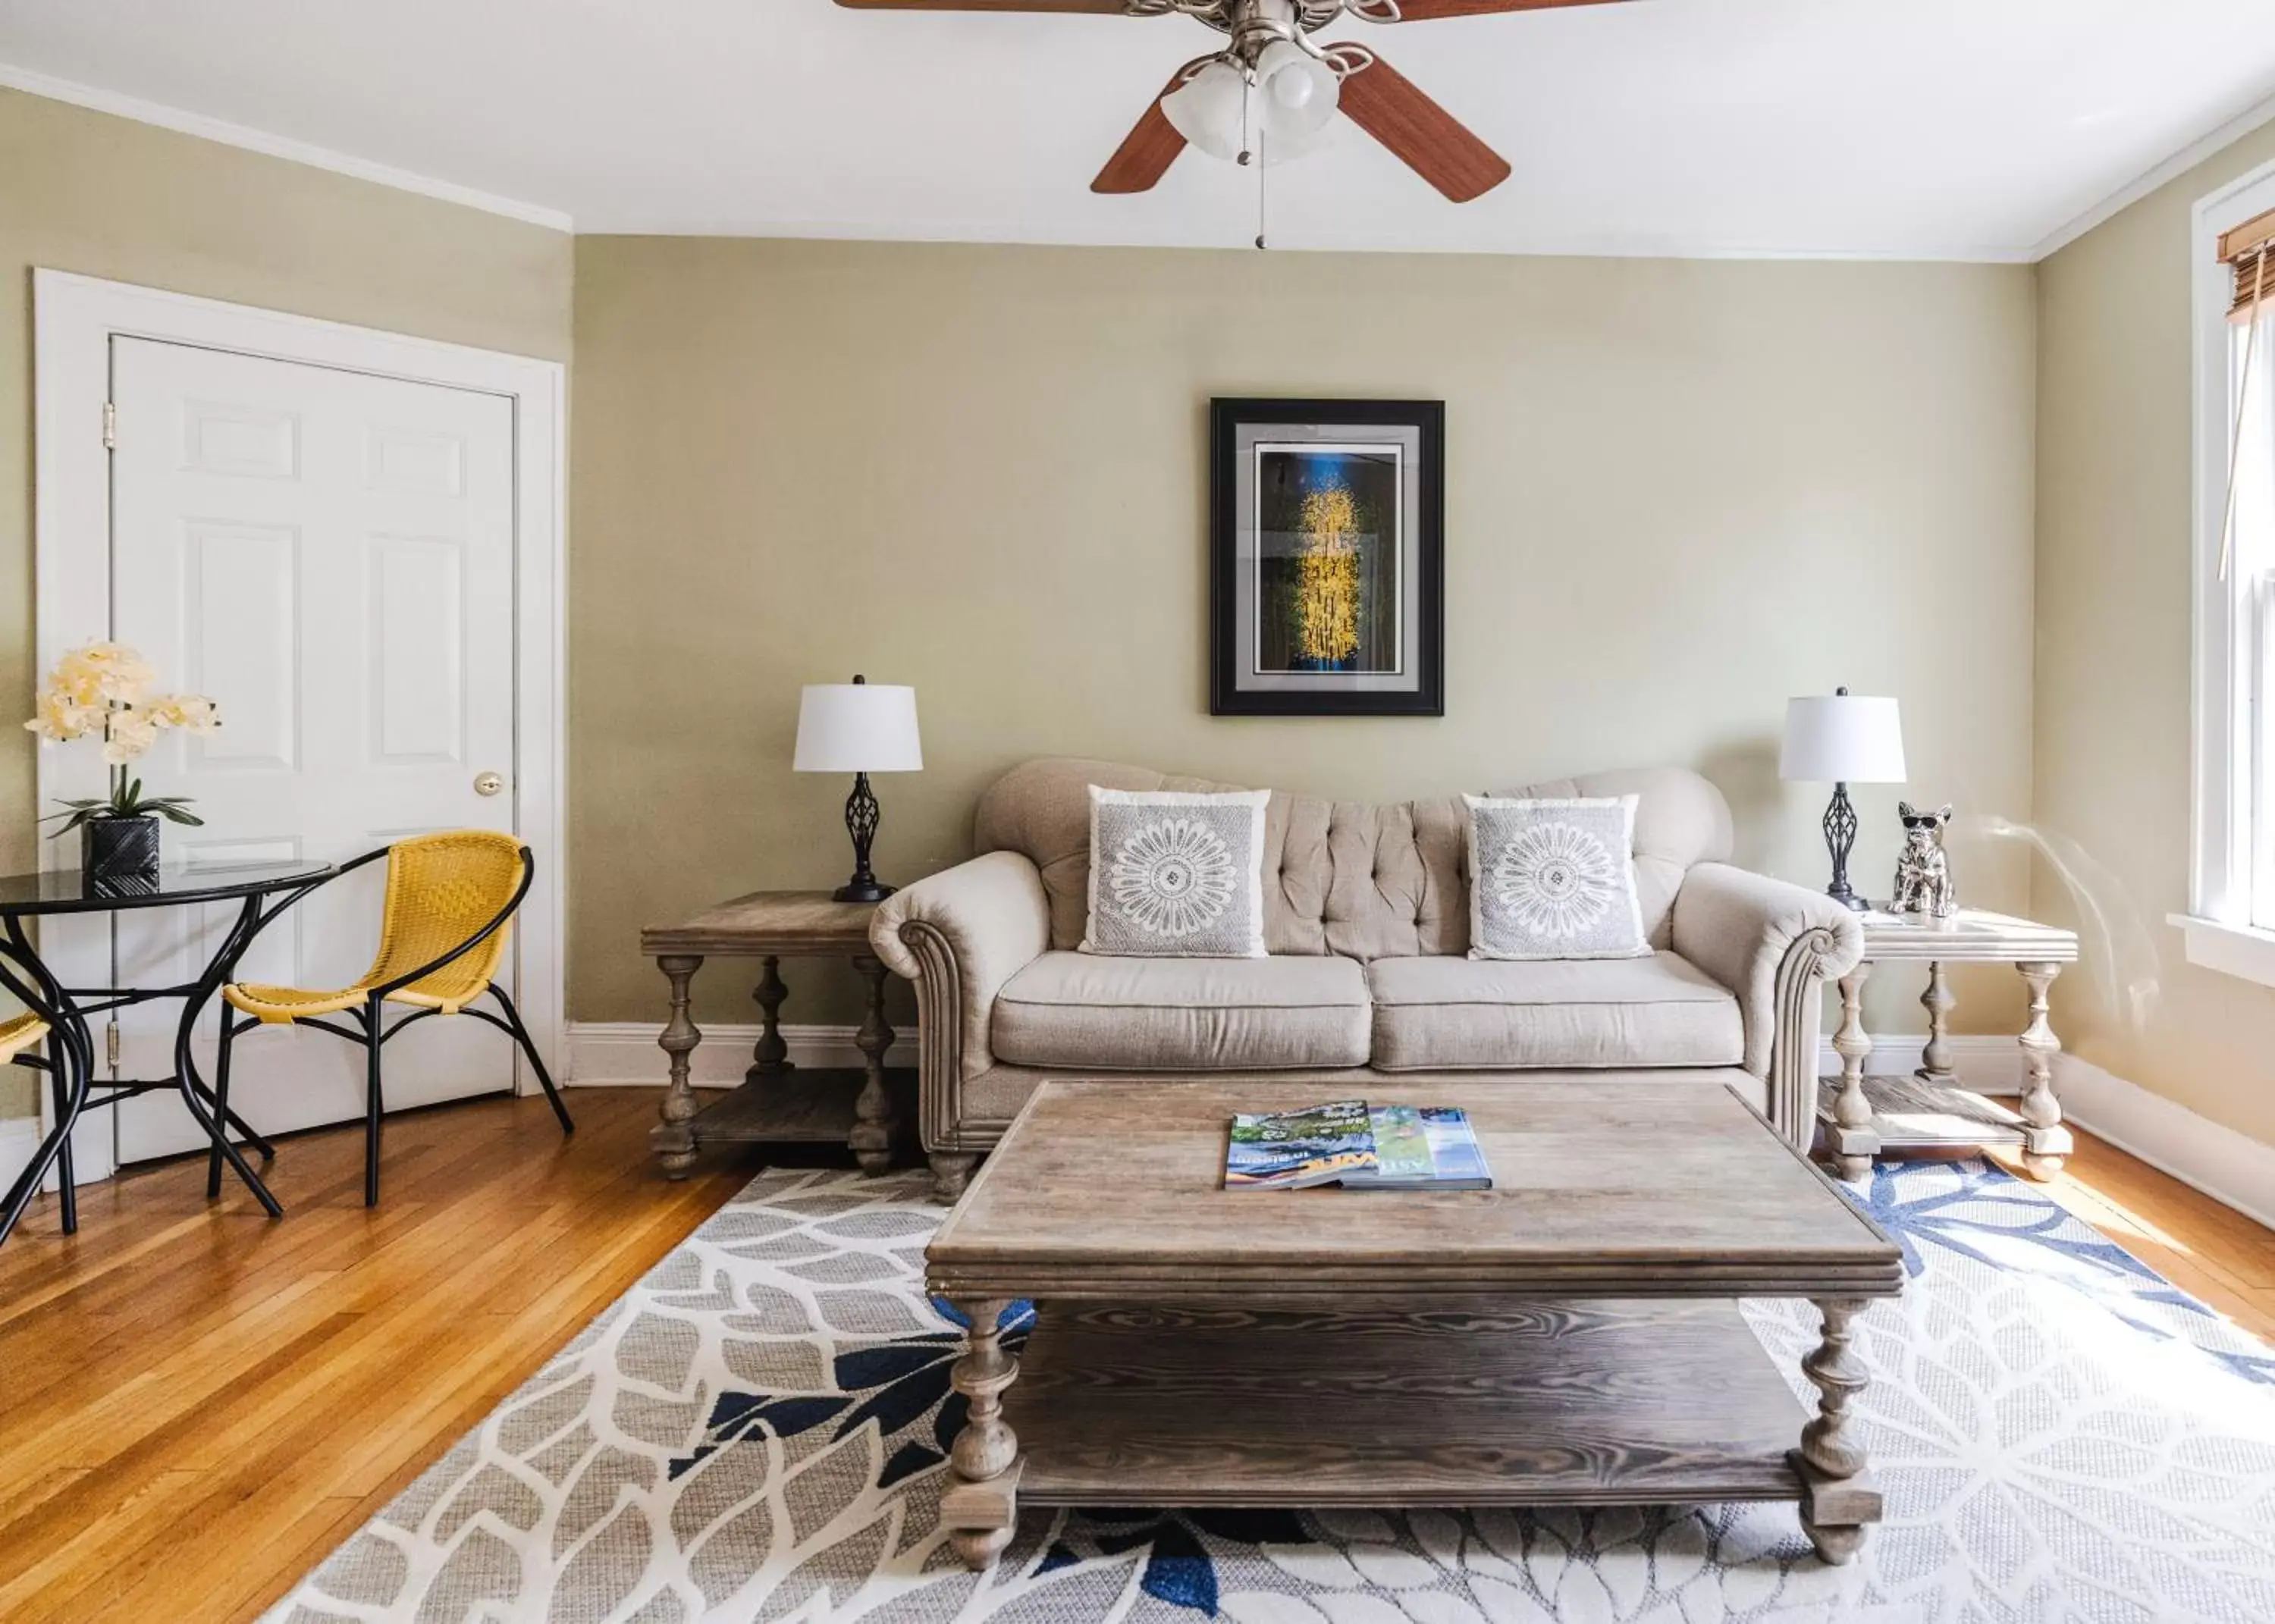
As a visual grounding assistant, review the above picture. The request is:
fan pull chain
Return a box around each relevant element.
[1257,135,1269,250]
[1237,82,1268,250]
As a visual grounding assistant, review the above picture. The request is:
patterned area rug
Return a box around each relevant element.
[265,1160,2275,1624]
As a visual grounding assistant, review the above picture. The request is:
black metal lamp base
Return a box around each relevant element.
[834,771,893,906]
[1822,782,1870,912]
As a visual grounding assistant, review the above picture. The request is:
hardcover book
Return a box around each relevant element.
[1225,1099,1379,1190]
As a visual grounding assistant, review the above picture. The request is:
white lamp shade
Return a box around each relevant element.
[1163,61,1247,161]
[1779,694,1906,784]
[793,683,922,774]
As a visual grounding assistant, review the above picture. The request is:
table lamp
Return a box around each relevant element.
[1779,688,1906,912]
[793,676,923,903]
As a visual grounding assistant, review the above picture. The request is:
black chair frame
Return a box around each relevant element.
[210,841,573,1207]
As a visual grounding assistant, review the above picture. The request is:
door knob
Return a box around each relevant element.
[475,771,505,797]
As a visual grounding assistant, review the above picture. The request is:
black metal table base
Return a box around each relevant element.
[0,864,333,1246]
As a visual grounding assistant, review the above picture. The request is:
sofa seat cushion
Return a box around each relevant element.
[1366,952,1743,1071]
[993,952,1371,1071]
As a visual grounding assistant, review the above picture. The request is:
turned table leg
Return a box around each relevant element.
[2016,961,2072,1180]
[941,1297,1021,1570]
[1826,964,1878,1181]
[929,1151,978,1205]
[1916,960,1956,1086]
[651,955,704,1180]
[747,955,791,1084]
[849,953,899,1176]
[1792,1297,1880,1564]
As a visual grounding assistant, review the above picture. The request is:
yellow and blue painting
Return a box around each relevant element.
[1254,444,1403,676]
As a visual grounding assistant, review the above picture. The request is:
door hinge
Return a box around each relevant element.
[102,401,116,450]
[105,1019,121,1074]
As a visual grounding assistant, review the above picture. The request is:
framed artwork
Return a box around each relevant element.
[1209,397,1445,716]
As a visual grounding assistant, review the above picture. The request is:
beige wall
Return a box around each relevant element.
[5,71,2270,1160]
[2036,122,2275,1149]
[572,236,2038,1029]
[0,88,573,1118]
[0,86,2048,1125]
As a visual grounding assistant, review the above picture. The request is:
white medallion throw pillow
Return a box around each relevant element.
[1464,793,1649,961]
[1081,786,1270,958]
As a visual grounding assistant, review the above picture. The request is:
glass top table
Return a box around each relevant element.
[0,859,336,914]
[0,857,340,1245]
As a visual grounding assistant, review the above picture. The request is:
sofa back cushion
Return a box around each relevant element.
[973,757,1734,961]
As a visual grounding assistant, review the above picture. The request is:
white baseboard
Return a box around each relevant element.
[1816,1030,2275,1232]
[566,1021,912,1088]
[570,1019,2274,1234]
[2047,1053,2275,1233]
[0,1115,39,1199]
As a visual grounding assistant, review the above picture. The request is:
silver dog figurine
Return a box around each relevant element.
[1891,802,1956,917]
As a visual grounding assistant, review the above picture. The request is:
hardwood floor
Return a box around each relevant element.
[1989,1136,2275,1340]
[0,1096,2267,1622]
[0,1087,752,1624]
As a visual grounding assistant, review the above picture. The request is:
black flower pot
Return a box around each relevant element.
[82,814,162,888]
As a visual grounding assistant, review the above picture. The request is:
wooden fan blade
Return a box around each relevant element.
[1091,66,1203,194]
[834,1,1134,12]
[1376,0,1634,17]
[1336,55,1511,202]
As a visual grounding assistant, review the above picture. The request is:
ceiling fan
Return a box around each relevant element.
[835,0,1636,205]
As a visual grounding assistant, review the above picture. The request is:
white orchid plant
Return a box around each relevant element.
[25,641,221,836]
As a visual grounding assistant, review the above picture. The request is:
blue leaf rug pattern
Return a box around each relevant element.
[265,1158,2275,1623]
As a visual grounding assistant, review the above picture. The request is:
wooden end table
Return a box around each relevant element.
[927,1078,1903,1572]
[1817,908,2082,1184]
[642,891,909,1180]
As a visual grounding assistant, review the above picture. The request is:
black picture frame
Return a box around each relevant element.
[1209,397,1445,717]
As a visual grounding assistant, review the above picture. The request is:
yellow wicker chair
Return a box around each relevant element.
[218,830,572,1206]
[0,1011,49,1064]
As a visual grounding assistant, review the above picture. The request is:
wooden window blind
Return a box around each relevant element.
[2217,205,2275,577]
[2222,208,2275,322]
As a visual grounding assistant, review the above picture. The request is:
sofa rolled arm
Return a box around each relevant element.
[1671,863,1865,1146]
[869,851,1052,1149]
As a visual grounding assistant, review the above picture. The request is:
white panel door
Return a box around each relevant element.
[106,337,519,1162]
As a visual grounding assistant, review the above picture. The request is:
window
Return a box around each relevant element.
[2182,165,2275,984]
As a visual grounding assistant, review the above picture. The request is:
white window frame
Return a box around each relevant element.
[2182,160,2275,986]
[31,270,567,1187]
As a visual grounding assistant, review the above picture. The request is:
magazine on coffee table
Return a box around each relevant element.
[1225,1099,1379,1190]
[1338,1105,1493,1192]
[1225,1102,1492,1191]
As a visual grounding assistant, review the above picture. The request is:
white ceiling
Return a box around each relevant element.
[6,0,2275,259]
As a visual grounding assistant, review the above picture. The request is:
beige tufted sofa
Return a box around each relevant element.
[870,757,1863,1198]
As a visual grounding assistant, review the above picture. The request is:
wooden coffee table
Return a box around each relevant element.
[927,1079,1903,1572]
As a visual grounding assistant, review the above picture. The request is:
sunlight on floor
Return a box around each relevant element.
[1989,1149,2197,1257]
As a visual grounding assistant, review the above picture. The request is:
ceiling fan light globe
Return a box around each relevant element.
[1261,121,1331,166]
[1162,61,1247,161]
[1254,42,1338,142]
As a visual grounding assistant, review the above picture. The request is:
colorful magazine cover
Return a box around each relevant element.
[1225,1099,1379,1190]
[1338,1105,1494,1191]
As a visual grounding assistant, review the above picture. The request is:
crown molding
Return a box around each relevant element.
[577,211,2037,264]
[2030,88,2275,262]
[0,61,573,234]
